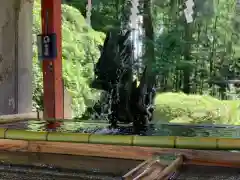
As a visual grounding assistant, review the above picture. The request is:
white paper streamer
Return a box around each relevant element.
[184,0,194,23]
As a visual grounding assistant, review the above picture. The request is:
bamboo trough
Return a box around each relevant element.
[0,117,240,179]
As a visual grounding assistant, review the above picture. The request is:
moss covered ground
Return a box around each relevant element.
[153,93,240,125]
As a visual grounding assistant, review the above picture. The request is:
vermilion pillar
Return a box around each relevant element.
[41,0,63,119]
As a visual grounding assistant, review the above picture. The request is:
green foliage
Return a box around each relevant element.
[153,92,240,125]
[32,1,105,117]
[65,0,132,32]
[32,0,43,111]
[32,0,240,125]
[152,0,240,96]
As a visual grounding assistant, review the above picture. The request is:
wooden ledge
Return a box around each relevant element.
[0,139,239,168]
[0,112,42,123]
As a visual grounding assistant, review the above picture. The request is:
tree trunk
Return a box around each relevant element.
[142,0,155,84]
[182,22,192,94]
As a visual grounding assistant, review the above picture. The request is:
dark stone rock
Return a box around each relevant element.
[84,29,156,133]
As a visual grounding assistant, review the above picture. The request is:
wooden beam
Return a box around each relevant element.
[187,159,240,168]
[0,151,140,175]
[41,0,63,119]
[0,112,42,122]
[0,139,239,168]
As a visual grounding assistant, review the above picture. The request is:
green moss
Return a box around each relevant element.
[153,92,240,125]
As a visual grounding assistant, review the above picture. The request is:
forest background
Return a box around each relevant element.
[32,0,240,125]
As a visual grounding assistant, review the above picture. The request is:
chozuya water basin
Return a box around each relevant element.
[2,119,240,138]
[0,118,240,179]
[1,151,240,180]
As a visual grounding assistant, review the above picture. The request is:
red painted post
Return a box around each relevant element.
[41,0,63,122]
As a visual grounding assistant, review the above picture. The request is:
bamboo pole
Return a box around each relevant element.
[156,156,183,180]
[1,128,240,150]
[123,155,183,180]
[0,112,43,123]
[0,139,239,167]
[132,160,165,180]
[123,158,158,179]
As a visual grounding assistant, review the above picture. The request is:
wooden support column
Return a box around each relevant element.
[41,0,63,119]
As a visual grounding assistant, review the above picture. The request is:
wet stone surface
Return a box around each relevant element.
[0,172,118,180]
[176,165,240,180]
[0,172,75,180]
[0,165,119,180]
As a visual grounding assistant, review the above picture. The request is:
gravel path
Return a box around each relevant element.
[0,165,119,180]
[0,172,78,180]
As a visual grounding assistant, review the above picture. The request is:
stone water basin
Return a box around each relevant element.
[1,120,240,138]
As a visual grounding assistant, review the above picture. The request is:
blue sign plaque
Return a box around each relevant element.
[37,33,57,60]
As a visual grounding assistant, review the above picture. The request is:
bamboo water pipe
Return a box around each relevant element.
[0,128,239,150]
